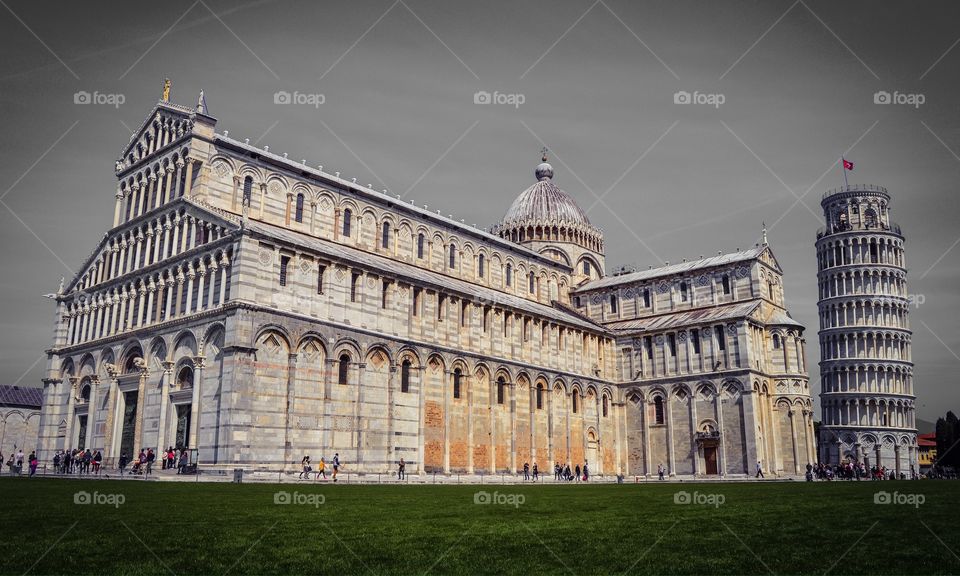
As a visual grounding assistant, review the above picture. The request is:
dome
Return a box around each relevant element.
[498,160,592,229]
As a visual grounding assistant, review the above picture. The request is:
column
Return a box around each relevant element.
[182,158,195,197]
[666,391,676,475]
[162,166,174,204]
[85,377,99,449]
[715,394,726,476]
[184,265,196,315]
[189,356,205,451]
[207,261,218,308]
[218,253,230,305]
[172,160,184,199]
[63,378,79,449]
[113,188,124,227]
[690,394,699,476]
[195,262,207,311]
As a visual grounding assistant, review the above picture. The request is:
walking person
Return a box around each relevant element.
[118,452,128,475]
[658,463,665,481]
[574,463,581,482]
[332,453,340,482]
[755,460,764,479]
[582,461,589,482]
[145,449,155,476]
[93,451,102,475]
[532,463,539,482]
[166,447,176,471]
[15,449,24,475]
[299,456,311,480]
[28,451,38,476]
[315,457,326,481]
[523,462,530,481]
[397,458,405,481]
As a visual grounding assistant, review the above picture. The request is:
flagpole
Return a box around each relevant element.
[841,157,849,188]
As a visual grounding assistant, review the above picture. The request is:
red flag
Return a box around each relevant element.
[842,158,854,171]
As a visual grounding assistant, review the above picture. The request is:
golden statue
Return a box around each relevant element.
[162,78,171,102]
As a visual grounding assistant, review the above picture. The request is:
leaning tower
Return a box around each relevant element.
[816,184,917,476]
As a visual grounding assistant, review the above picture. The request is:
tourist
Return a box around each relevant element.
[658,463,664,481]
[755,460,764,479]
[146,449,155,476]
[554,463,561,481]
[15,449,24,475]
[523,462,530,481]
[299,456,311,479]
[315,457,326,481]
[397,457,405,481]
[574,463,581,482]
[93,451,102,475]
[118,452,128,475]
[563,464,571,481]
[28,451,38,476]
[532,463,538,482]
[583,461,589,482]
[332,453,340,482]
[177,449,189,474]
[166,446,175,470]
[84,449,92,474]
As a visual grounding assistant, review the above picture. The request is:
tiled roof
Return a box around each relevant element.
[238,217,607,333]
[574,247,766,292]
[765,308,805,328]
[603,300,760,334]
[498,175,593,229]
[0,385,43,409]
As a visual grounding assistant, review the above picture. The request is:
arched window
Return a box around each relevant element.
[448,244,456,268]
[506,264,512,287]
[294,193,304,223]
[536,383,544,410]
[583,260,590,275]
[680,282,689,302]
[338,354,350,385]
[453,368,462,399]
[177,365,194,389]
[529,272,535,294]
[602,395,609,417]
[497,377,505,404]
[572,391,579,413]
[654,396,664,424]
[722,275,731,295]
[80,384,91,402]
[478,254,485,278]
[242,176,253,206]
[864,208,877,227]
[401,359,411,393]
[610,294,618,313]
[773,334,781,349]
[381,222,390,249]
[342,208,352,237]
[417,233,425,259]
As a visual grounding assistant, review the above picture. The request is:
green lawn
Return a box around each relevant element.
[0,478,957,575]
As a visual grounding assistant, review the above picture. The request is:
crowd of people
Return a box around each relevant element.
[806,461,912,481]
[297,453,342,481]
[554,461,590,482]
[0,448,37,476]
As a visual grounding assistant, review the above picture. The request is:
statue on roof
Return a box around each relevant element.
[162,78,171,102]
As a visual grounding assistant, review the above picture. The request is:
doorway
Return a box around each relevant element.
[175,404,191,449]
[119,391,138,458]
[704,446,719,475]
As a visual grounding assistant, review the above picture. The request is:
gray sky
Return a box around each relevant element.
[1,0,958,425]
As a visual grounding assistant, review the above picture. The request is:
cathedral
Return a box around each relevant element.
[37,89,816,478]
